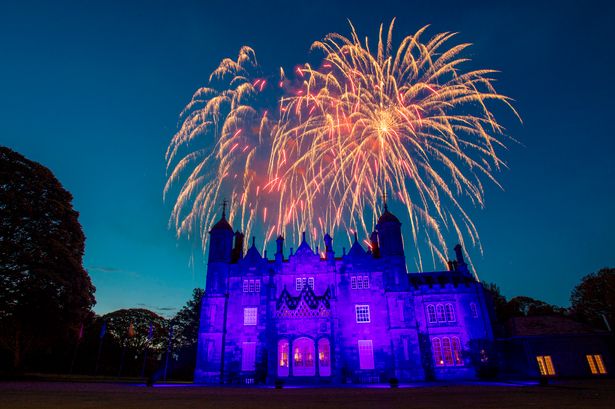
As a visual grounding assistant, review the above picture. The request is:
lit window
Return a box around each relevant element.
[445,304,456,322]
[363,275,369,289]
[432,338,444,366]
[586,354,607,375]
[241,342,256,371]
[358,340,374,369]
[244,307,257,326]
[442,337,454,365]
[536,355,556,376]
[278,339,289,377]
[318,338,331,376]
[470,302,478,318]
[243,280,249,292]
[436,304,446,322]
[254,280,260,292]
[355,305,370,323]
[351,276,357,289]
[452,337,463,366]
[308,277,314,289]
[427,305,437,323]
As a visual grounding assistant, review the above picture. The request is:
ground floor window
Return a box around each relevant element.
[318,338,331,376]
[586,354,607,375]
[432,337,463,366]
[358,340,375,370]
[536,355,556,376]
[278,339,289,377]
[293,337,315,376]
[241,342,256,371]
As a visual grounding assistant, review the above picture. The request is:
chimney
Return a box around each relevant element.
[275,235,284,262]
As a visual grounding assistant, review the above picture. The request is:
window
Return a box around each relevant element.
[296,277,313,291]
[244,307,257,325]
[278,339,289,377]
[432,338,444,366]
[351,275,370,290]
[355,305,371,323]
[452,337,463,365]
[358,340,375,370]
[243,279,260,293]
[586,355,607,375]
[536,355,556,376]
[318,338,331,376]
[442,337,454,365]
[470,302,478,318]
[241,342,256,371]
[293,337,315,376]
[445,304,456,322]
[436,304,446,322]
[427,305,437,323]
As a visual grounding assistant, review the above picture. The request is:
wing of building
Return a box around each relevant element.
[195,204,495,385]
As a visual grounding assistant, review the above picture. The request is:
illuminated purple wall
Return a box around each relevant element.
[195,207,494,385]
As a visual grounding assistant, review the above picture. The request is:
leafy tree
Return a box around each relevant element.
[172,288,204,350]
[504,296,566,318]
[0,147,95,370]
[483,282,508,323]
[571,267,615,330]
[102,308,168,352]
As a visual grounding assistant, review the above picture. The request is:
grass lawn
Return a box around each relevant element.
[1,379,614,409]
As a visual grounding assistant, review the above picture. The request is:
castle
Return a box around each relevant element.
[195,203,494,385]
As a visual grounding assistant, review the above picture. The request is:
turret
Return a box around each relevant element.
[370,231,380,258]
[275,235,284,262]
[324,233,334,260]
[375,202,404,257]
[454,244,470,275]
[206,203,233,293]
[230,231,244,263]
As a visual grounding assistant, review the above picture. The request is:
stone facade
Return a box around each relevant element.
[195,204,494,385]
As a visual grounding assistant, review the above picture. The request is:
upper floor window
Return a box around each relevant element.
[295,277,314,291]
[470,302,478,318]
[243,279,261,293]
[427,303,456,323]
[244,307,257,326]
[355,305,371,323]
[586,354,607,375]
[351,275,370,290]
[536,355,556,376]
[445,304,456,322]
[427,305,437,323]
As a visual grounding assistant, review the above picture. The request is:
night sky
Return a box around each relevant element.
[1,0,614,316]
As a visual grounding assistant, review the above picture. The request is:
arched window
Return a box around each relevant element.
[292,337,315,376]
[445,304,456,322]
[436,304,446,322]
[432,338,444,366]
[452,337,463,366]
[278,339,289,377]
[442,337,454,365]
[318,338,331,376]
[427,305,437,323]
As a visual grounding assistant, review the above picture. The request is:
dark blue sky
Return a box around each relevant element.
[1,0,614,316]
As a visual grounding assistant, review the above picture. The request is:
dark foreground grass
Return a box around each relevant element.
[1,379,614,409]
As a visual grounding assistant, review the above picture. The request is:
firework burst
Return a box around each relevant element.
[166,20,518,270]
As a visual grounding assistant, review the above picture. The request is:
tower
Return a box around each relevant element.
[206,202,234,294]
[376,201,404,257]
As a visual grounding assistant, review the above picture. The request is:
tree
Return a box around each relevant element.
[504,296,565,318]
[102,308,168,352]
[169,288,203,379]
[571,267,615,330]
[172,288,204,350]
[0,147,95,370]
